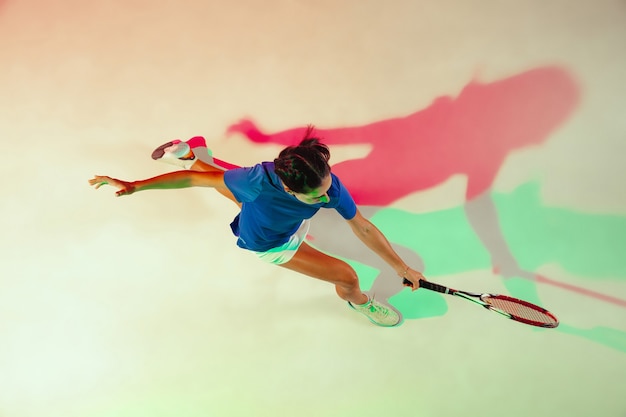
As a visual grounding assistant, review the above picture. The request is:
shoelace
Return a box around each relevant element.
[368,298,389,316]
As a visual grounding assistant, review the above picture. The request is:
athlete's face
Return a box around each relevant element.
[286,175,332,205]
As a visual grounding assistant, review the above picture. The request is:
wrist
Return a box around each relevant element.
[396,265,410,278]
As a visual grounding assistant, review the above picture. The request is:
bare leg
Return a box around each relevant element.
[280,242,368,305]
[188,159,240,207]
[306,206,424,301]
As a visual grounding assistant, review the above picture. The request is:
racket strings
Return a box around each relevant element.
[485,296,558,326]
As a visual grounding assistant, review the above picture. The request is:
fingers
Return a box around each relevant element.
[401,277,416,289]
[89,175,133,198]
[89,175,110,188]
[89,175,124,194]
[401,268,426,291]
[115,186,131,197]
[413,272,426,291]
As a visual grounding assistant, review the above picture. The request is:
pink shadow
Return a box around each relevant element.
[228,66,579,205]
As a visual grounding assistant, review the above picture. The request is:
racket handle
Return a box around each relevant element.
[403,278,451,294]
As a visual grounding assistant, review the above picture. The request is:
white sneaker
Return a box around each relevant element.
[348,297,401,327]
[151,136,232,170]
[151,139,196,169]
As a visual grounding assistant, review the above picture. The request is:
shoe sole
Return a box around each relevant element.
[152,141,193,161]
[151,139,240,171]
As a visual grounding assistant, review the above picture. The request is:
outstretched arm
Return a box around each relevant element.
[347,209,426,290]
[89,170,227,197]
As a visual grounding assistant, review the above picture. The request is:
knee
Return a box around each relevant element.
[335,262,359,289]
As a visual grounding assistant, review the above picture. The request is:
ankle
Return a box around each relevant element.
[353,294,369,306]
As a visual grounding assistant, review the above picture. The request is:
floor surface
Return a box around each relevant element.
[1,1,625,416]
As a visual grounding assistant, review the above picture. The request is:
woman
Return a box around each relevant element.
[89,128,425,326]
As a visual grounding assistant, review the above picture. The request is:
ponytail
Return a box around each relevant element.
[274,125,330,193]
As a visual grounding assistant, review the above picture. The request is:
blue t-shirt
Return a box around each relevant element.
[223,162,357,251]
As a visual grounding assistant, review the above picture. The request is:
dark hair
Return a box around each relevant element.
[274,125,331,193]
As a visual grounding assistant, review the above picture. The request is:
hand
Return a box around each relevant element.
[89,175,135,197]
[401,267,426,291]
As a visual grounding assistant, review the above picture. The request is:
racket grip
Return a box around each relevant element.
[403,278,450,294]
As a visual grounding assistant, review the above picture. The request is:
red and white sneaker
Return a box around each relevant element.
[151,136,238,170]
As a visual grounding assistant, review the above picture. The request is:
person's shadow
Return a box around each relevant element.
[226,66,580,307]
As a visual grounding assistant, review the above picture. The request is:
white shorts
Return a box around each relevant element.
[253,220,310,265]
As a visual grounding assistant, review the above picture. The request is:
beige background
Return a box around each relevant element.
[1,1,625,416]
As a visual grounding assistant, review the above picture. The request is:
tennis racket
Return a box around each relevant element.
[403,278,559,328]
